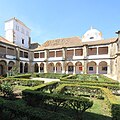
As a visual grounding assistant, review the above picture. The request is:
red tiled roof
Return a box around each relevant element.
[0,36,16,46]
[82,37,117,46]
[34,37,117,51]
[35,36,82,50]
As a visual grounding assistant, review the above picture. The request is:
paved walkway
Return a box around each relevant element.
[31,77,60,83]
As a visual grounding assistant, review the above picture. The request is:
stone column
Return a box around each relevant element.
[97,47,99,55]
[83,45,88,58]
[73,65,76,74]
[54,64,56,73]
[55,51,56,58]
[83,61,87,74]
[62,61,65,74]
[73,49,75,56]
[83,45,88,74]
[44,62,48,73]
[39,64,41,73]
[107,64,110,75]
[96,65,99,74]
[44,49,48,73]
[45,49,48,60]
[22,63,24,73]
[6,46,7,55]
[62,47,66,60]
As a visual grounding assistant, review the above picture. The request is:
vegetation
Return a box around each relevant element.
[0,73,119,120]
[22,90,93,120]
[0,81,14,98]
[32,73,69,79]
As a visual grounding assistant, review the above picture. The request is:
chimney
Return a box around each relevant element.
[116,30,120,51]
[116,30,120,39]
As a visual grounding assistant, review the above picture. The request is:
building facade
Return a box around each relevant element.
[0,18,120,82]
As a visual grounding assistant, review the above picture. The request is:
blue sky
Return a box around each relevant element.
[0,0,120,44]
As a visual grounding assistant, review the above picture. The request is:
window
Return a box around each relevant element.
[88,48,97,55]
[75,49,83,56]
[56,51,62,57]
[40,67,44,71]
[16,25,19,31]
[49,51,55,57]
[68,66,73,72]
[20,51,23,57]
[7,48,15,55]
[98,47,108,55]
[21,28,24,34]
[22,39,24,44]
[102,67,107,71]
[40,52,45,58]
[26,31,29,36]
[90,37,94,39]
[24,52,28,58]
[34,53,39,58]
[89,67,93,71]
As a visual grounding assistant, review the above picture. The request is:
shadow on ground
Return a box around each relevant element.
[83,112,112,120]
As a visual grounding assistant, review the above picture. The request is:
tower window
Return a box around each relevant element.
[22,39,24,44]
[16,25,19,31]
[90,37,94,39]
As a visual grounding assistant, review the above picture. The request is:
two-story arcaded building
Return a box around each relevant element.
[0,17,120,82]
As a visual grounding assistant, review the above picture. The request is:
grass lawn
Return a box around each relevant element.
[83,98,112,120]
[14,85,32,91]
[116,95,120,103]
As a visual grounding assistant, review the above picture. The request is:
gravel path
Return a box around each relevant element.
[31,77,60,83]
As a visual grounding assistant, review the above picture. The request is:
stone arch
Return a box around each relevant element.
[0,60,7,75]
[87,61,97,74]
[40,63,44,73]
[66,62,74,74]
[48,63,54,73]
[56,62,62,73]
[34,63,39,73]
[24,63,28,73]
[75,62,82,74]
[8,61,15,71]
[98,61,107,74]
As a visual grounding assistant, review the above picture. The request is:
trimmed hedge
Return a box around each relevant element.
[60,78,119,85]
[22,90,93,120]
[60,80,120,91]
[0,97,72,120]
[33,73,68,79]
[61,74,118,83]
[30,81,59,93]
[101,88,120,120]
[54,84,104,99]
[1,78,44,87]
[54,83,120,120]
[10,73,32,78]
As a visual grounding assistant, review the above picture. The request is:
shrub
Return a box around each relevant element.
[0,81,14,98]
[34,73,68,79]
[54,84,104,99]
[2,78,44,87]
[66,97,93,120]
[31,81,59,93]
[111,104,120,120]
[11,73,32,78]
[0,98,72,120]
[101,88,120,120]
[22,89,93,120]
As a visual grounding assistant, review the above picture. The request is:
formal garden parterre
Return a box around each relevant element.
[0,73,120,120]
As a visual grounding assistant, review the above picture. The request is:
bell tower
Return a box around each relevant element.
[5,17,31,49]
